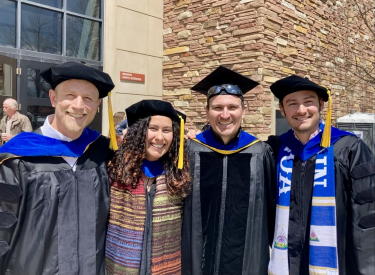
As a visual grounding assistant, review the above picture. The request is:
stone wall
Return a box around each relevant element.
[162,0,375,139]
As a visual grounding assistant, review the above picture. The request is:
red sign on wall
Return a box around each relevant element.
[120,71,145,83]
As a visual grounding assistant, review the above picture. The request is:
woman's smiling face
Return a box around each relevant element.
[144,115,174,161]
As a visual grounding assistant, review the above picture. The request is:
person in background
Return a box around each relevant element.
[181,66,276,275]
[267,75,375,275]
[113,111,125,126]
[114,112,128,145]
[0,98,32,144]
[0,62,116,275]
[105,100,190,275]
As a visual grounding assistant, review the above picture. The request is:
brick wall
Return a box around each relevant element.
[162,0,375,139]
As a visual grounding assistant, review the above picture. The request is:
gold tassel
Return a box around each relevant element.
[107,92,118,151]
[178,115,184,169]
[321,90,332,148]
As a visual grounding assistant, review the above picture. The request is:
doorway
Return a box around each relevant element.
[19,59,102,132]
[19,60,57,129]
[0,54,17,119]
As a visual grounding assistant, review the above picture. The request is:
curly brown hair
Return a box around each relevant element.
[107,116,191,197]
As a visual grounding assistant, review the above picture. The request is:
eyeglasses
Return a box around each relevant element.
[207,84,243,98]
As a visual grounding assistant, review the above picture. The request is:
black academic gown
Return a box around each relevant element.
[182,136,276,275]
[0,130,112,275]
[267,135,375,275]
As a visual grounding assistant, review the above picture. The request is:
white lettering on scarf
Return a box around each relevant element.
[314,156,327,187]
[279,153,294,195]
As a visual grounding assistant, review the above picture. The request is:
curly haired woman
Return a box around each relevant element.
[105,100,190,275]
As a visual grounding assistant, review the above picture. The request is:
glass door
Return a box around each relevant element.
[19,60,57,130]
[0,54,17,119]
[19,59,102,132]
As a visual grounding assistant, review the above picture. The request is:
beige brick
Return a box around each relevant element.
[176,0,191,6]
[179,95,194,100]
[317,32,326,40]
[174,100,190,107]
[163,89,191,96]
[282,67,296,74]
[163,63,185,69]
[163,28,172,35]
[183,71,200,77]
[239,0,256,3]
[205,7,221,15]
[211,44,227,52]
[294,25,307,34]
[320,41,329,48]
[264,76,280,83]
[203,20,218,28]
[259,107,272,114]
[275,37,288,46]
[177,30,191,39]
[243,114,264,124]
[205,60,220,67]
[163,46,189,55]
[178,11,193,20]
[249,75,262,82]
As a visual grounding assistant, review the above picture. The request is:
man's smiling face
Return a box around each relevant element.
[49,79,102,140]
[206,94,245,144]
[280,90,324,137]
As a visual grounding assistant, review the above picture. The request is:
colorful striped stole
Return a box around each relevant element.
[106,175,183,275]
[268,145,338,275]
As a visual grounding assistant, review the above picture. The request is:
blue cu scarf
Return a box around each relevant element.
[0,128,100,159]
[194,129,259,154]
[269,124,353,275]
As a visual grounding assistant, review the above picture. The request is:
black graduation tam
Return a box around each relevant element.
[270,75,328,102]
[126,100,186,127]
[40,62,115,98]
[191,66,259,100]
[126,99,186,169]
[175,110,187,123]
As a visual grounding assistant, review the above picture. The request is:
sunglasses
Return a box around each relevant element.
[207,84,243,98]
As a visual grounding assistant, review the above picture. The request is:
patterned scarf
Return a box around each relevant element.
[268,145,339,275]
[106,175,183,275]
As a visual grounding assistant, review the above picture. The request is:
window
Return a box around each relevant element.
[21,4,62,54]
[0,0,16,47]
[66,15,100,60]
[28,0,61,8]
[0,0,102,61]
[27,68,51,98]
[67,0,100,18]
[0,63,13,96]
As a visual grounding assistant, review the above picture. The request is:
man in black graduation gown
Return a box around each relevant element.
[182,66,276,275]
[267,75,375,275]
[0,62,116,275]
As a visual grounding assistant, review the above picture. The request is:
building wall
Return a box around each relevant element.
[102,0,165,134]
[162,0,375,140]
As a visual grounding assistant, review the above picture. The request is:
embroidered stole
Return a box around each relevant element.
[268,145,339,275]
[106,175,183,275]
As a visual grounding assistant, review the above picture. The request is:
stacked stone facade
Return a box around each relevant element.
[162,0,375,139]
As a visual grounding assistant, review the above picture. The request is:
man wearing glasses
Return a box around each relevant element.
[181,66,276,275]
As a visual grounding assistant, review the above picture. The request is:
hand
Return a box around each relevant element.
[184,129,201,140]
[1,133,13,142]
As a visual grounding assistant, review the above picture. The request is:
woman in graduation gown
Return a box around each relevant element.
[105,100,190,275]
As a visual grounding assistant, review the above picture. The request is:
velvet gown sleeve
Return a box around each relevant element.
[0,155,23,273]
[181,139,198,275]
[341,137,375,275]
[263,143,277,247]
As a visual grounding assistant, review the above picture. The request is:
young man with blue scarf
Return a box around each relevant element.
[0,62,118,275]
[182,66,276,275]
[267,75,375,275]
